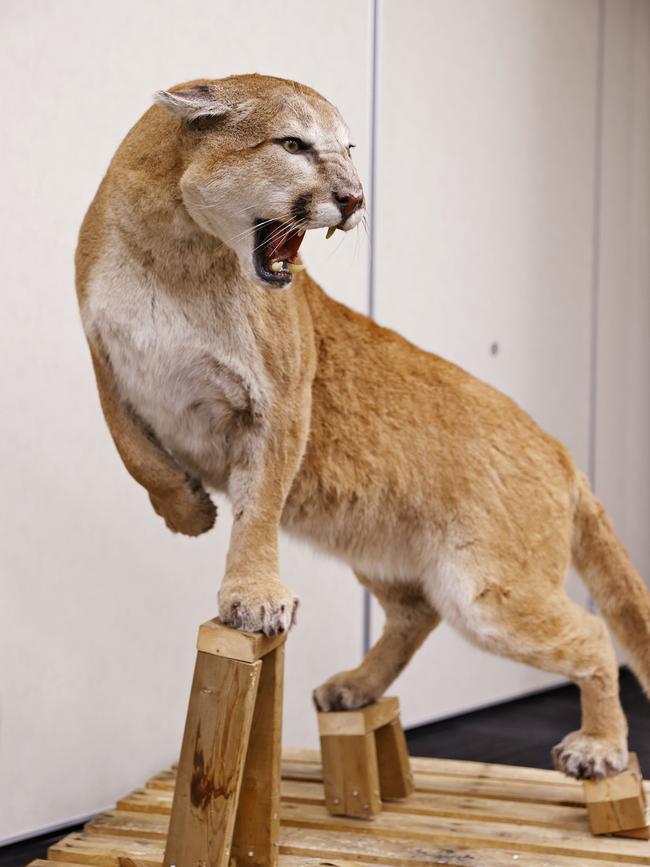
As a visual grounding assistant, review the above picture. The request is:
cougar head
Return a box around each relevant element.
[153,74,365,289]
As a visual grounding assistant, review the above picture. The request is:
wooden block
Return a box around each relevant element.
[197,618,287,662]
[375,716,415,800]
[320,733,382,818]
[613,810,650,840]
[583,752,648,836]
[231,643,285,867]
[317,697,399,736]
[320,734,348,815]
[163,651,261,867]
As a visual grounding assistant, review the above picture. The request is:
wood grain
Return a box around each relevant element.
[45,749,650,867]
[163,651,261,867]
[584,753,649,837]
[375,716,415,799]
[320,733,381,818]
[196,618,286,662]
[316,697,399,736]
[231,643,285,867]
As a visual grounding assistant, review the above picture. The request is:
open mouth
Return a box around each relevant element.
[253,219,306,287]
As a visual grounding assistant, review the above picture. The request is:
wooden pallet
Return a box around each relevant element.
[33,747,650,867]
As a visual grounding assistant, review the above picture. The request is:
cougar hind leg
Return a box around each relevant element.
[446,577,628,779]
[313,572,440,711]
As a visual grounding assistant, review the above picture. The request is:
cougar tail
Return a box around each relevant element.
[572,472,650,697]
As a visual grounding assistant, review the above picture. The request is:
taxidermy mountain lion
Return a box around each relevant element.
[76,74,650,779]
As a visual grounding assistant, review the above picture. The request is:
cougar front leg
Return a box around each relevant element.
[218,415,306,636]
[89,339,216,536]
[314,574,440,711]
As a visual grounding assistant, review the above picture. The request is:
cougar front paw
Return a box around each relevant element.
[149,479,216,537]
[218,581,299,636]
[313,671,379,712]
[552,730,628,779]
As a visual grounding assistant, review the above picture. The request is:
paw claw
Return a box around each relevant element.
[552,730,627,779]
[218,582,298,635]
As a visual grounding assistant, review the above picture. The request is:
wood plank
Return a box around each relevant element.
[197,618,286,662]
[118,775,592,830]
[99,764,595,835]
[162,651,261,867]
[51,825,650,867]
[279,800,650,864]
[280,858,382,867]
[231,643,285,867]
[282,749,650,793]
[33,861,376,867]
[86,810,169,839]
[144,769,176,791]
[281,779,590,830]
[27,862,95,867]
[49,832,164,866]
[40,860,379,867]
[317,698,400,736]
[118,788,172,813]
[281,760,589,806]
[153,756,650,807]
[280,825,649,867]
[27,855,384,867]
[375,717,415,799]
[148,759,591,807]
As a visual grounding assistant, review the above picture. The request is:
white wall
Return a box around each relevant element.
[0,0,370,842]
[1,0,648,843]
[595,0,650,583]
[372,0,598,724]
[370,0,650,726]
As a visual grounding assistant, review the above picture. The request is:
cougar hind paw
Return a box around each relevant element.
[552,730,628,779]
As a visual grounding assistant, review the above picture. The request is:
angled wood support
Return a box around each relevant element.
[317,696,414,818]
[163,619,286,867]
[583,753,650,839]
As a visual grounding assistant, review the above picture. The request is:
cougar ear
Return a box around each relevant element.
[153,85,232,121]
[153,85,257,126]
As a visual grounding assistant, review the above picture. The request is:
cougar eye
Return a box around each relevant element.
[281,138,304,154]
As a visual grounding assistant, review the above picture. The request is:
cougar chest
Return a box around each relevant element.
[84,253,271,490]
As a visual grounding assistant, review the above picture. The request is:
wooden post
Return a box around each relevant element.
[375,715,415,799]
[163,619,287,867]
[583,753,650,839]
[317,696,413,818]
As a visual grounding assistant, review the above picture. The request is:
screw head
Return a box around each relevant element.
[351,788,359,796]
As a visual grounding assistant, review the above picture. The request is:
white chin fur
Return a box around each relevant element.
[340,207,365,231]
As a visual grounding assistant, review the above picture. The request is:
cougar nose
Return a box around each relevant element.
[333,192,363,220]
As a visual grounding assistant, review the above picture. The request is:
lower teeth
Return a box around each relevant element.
[270,261,305,274]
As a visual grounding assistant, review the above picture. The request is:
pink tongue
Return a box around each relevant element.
[270,228,304,262]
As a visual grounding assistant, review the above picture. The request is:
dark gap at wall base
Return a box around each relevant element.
[1,668,647,867]
[0,826,84,867]
[406,667,649,775]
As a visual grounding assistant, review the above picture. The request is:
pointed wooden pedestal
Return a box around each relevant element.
[583,753,650,839]
[163,619,287,867]
[317,696,414,818]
